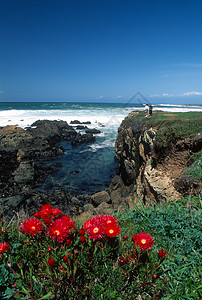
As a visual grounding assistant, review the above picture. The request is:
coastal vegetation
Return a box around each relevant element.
[0,197,201,299]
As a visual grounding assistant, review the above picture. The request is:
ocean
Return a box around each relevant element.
[0,102,202,194]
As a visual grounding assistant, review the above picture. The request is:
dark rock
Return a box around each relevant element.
[91,190,111,207]
[85,128,102,134]
[76,125,88,130]
[70,120,81,124]
[71,133,96,146]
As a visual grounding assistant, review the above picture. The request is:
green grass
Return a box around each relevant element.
[185,150,202,181]
[117,196,202,299]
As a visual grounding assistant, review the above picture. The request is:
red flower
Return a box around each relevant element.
[102,215,118,225]
[104,223,121,238]
[60,215,70,221]
[21,218,43,236]
[84,214,120,240]
[158,249,167,258]
[47,218,76,243]
[48,257,55,268]
[47,219,69,242]
[80,236,86,243]
[43,216,52,225]
[63,255,68,262]
[51,208,62,216]
[123,235,128,240]
[87,223,104,240]
[83,219,94,231]
[0,242,10,254]
[79,228,85,236]
[66,239,71,246]
[132,232,154,250]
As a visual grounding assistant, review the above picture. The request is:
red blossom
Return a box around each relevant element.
[47,219,70,242]
[48,257,55,268]
[51,208,62,216]
[84,214,120,240]
[83,219,94,231]
[79,228,85,236]
[80,236,86,243]
[63,255,68,263]
[87,223,104,240]
[43,216,52,225]
[158,249,167,258]
[123,235,128,240]
[60,215,70,221]
[132,232,154,250]
[104,223,121,238]
[66,239,71,246]
[0,242,10,254]
[21,218,43,236]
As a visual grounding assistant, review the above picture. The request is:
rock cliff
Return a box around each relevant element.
[113,111,201,206]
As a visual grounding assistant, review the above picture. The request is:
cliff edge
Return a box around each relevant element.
[113,110,202,208]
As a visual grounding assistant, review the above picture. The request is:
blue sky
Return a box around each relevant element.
[1,0,202,104]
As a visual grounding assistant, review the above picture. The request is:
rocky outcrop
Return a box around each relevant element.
[71,133,96,146]
[0,120,97,219]
[113,111,202,208]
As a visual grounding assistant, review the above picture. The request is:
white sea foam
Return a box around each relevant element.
[0,104,201,130]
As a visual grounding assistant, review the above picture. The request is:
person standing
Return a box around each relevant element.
[145,104,149,117]
[149,104,153,116]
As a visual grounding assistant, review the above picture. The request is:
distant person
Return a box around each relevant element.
[149,104,153,116]
[145,104,149,117]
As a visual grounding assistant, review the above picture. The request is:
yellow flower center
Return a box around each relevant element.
[31,226,36,231]
[54,230,60,236]
[93,227,99,233]
[141,239,146,244]
[109,229,114,234]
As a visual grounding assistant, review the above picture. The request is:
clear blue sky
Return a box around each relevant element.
[1,0,202,104]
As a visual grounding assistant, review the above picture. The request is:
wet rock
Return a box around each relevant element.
[91,190,111,207]
[71,133,95,146]
[85,128,102,134]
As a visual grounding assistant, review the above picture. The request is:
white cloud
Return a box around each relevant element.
[182,91,202,96]
[97,96,104,99]
[116,95,125,98]
[150,91,202,98]
[150,93,174,98]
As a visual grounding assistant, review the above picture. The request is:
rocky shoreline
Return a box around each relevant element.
[0,112,201,220]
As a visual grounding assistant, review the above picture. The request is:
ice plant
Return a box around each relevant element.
[84,214,121,240]
[34,204,62,219]
[47,218,76,242]
[0,242,10,254]
[48,257,55,268]
[21,218,43,236]
[132,232,154,250]
[80,236,86,243]
[104,223,121,238]
[79,228,85,236]
[87,223,104,240]
[158,249,167,258]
